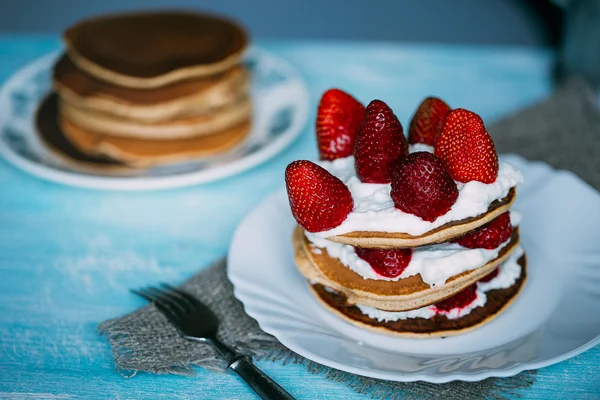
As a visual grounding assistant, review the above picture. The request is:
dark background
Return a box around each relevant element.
[0,0,562,46]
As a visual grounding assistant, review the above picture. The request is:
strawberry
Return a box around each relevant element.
[390,152,458,222]
[285,160,353,232]
[453,212,512,249]
[316,89,365,160]
[434,108,498,183]
[434,284,477,312]
[355,247,412,278]
[354,100,408,183]
[479,268,500,283]
[408,97,451,146]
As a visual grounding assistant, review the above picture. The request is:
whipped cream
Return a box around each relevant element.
[478,245,523,292]
[312,155,523,238]
[358,289,488,321]
[510,210,522,227]
[356,246,524,322]
[306,230,512,287]
[408,143,434,153]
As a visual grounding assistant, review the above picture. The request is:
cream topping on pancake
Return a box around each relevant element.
[407,143,434,153]
[305,223,517,286]
[510,210,522,226]
[310,154,523,238]
[357,246,524,321]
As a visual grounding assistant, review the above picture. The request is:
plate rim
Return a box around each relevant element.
[0,47,310,191]
[227,156,600,383]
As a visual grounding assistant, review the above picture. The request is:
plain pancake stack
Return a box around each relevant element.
[286,91,527,337]
[37,11,251,169]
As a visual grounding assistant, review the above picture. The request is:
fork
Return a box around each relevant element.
[132,284,295,400]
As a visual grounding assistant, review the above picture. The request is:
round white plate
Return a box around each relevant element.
[0,48,309,190]
[228,155,600,383]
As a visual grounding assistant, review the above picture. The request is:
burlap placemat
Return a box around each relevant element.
[490,78,600,190]
[100,79,599,399]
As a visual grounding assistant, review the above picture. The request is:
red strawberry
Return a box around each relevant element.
[285,160,353,232]
[355,247,412,278]
[408,97,451,146]
[479,268,500,283]
[316,89,365,160]
[390,152,458,222]
[454,212,512,249]
[435,108,499,183]
[355,100,408,183]
[434,284,478,312]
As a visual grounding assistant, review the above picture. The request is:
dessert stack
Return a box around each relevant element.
[38,11,251,168]
[286,90,526,337]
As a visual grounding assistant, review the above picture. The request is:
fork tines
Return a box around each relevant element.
[132,284,195,321]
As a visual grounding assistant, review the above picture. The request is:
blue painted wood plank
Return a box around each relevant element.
[0,36,597,399]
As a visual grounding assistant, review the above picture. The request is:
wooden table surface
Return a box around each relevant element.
[0,36,598,399]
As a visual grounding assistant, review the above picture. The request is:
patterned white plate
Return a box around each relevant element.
[0,48,309,190]
[228,155,600,383]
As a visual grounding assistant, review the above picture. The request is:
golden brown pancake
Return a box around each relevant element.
[53,54,250,122]
[59,95,252,140]
[294,225,521,311]
[326,188,516,249]
[64,11,248,88]
[59,114,250,167]
[310,255,527,338]
[35,93,132,174]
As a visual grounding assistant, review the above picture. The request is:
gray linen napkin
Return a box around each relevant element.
[100,79,599,399]
[490,78,600,190]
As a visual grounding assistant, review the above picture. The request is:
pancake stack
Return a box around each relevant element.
[286,91,526,337]
[38,11,251,169]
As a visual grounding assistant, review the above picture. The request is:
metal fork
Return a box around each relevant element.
[132,284,295,400]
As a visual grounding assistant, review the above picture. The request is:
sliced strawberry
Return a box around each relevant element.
[316,89,365,160]
[355,247,412,278]
[454,212,512,249]
[390,152,458,222]
[285,160,353,232]
[479,268,500,283]
[434,108,499,183]
[434,284,478,312]
[408,97,451,146]
[354,100,408,183]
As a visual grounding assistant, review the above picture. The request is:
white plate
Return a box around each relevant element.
[228,155,600,383]
[0,48,309,190]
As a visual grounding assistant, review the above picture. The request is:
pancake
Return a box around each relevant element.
[294,225,521,311]
[310,255,527,338]
[326,188,516,249]
[53,54,250,122]
[64,11,248,88]
[59,96,252,140]
[59,114,250,167]
[35,93,133,174]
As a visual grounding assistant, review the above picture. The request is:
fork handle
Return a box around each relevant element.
[229,355,295,400]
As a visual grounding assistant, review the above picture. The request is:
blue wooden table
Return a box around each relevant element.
[0,36,598,399]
